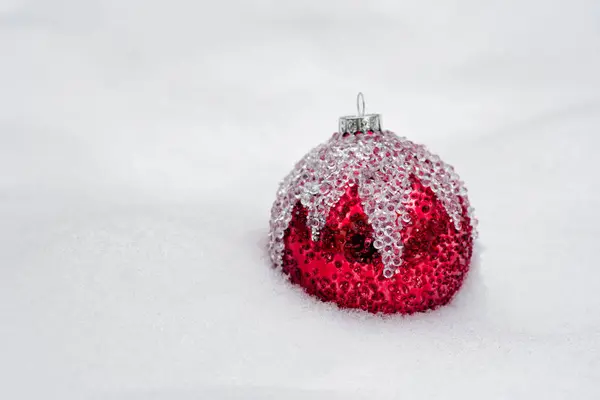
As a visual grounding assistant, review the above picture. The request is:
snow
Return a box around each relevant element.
[1,0,599,398]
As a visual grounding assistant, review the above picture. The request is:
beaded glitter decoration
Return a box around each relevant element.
[268,94,477,314]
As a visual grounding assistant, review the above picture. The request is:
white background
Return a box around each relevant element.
[1,0,599,398]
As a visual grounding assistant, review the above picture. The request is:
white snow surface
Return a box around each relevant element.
[1,0,600,399]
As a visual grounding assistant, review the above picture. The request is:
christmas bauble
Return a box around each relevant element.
[268,94,477,314]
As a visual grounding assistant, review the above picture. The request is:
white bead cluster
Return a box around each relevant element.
[269,131,476,279]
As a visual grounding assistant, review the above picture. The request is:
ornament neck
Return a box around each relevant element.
[338,92,382,134]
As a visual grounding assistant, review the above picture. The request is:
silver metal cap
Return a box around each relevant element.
[338,93,382,134]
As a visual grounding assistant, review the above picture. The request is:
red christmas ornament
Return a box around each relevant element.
[268,94,477,314]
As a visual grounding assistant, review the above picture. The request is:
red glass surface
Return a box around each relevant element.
[281,177,473,314]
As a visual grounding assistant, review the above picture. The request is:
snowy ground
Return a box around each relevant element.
[1,0,600,399]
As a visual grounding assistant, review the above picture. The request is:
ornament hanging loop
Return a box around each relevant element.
[339,92,382,134]
[357,92,366,117]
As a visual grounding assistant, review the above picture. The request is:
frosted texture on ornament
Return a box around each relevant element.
[268,130,477,278]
